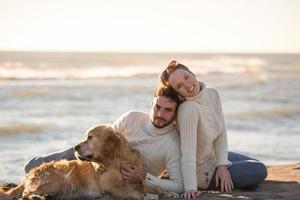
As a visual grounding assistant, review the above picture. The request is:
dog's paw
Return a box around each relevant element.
[143,193,159,200]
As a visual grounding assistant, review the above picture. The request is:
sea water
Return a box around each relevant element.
[0,52,299,182]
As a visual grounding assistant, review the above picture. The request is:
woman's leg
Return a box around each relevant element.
[24,146,76,173]
[209,151,267,190]
[228,160,267,189]
[228,151,258,162]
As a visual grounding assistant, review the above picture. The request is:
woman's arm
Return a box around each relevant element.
[213,90,233,192]
[177,102,200,191]
[213,91,231,166]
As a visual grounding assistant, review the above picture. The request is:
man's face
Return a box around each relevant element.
[150,96,177,128]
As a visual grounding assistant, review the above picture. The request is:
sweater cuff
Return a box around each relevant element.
[217,160,232,167]
[145,173,157,185]
[183,175,198,191]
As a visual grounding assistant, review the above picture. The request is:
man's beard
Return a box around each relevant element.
[151,117,175,128]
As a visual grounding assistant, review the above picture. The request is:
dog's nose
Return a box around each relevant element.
[74,144,80,151]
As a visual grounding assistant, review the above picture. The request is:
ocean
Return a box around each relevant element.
[0,52,299,183]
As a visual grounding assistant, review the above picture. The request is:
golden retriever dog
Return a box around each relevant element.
[0,125,178,200]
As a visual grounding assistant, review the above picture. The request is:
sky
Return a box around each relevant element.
[0,0,300,53]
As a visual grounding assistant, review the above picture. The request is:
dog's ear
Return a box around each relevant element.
[102,127,121,158]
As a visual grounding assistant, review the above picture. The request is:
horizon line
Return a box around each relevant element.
[1,49,299,55]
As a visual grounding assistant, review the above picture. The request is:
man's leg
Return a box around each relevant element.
[24,147,76,173]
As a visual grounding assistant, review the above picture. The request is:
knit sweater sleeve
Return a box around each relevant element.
[213,91,231,166]
[144,138,184,193]
[111,111,130,136]
[177,101,200,191]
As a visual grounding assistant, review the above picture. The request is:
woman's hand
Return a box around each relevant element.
[120,164,146,184]
[180,190,201,199]
[215,165,234,192]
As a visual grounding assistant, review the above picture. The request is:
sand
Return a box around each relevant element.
[1,163,299,200]
[185,163,300,200]
[99,163,300,200]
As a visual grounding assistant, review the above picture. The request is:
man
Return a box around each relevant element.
[24,86,184,193]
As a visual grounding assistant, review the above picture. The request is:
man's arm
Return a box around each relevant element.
[24,146,76,173]
[111,111,130,135]
[121,139,184,193]
[114,111,183,192]
[144,140,184,193]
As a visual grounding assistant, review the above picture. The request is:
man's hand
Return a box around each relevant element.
[215,165,233,192]
[180,190,201,199]
[120,163,146,184]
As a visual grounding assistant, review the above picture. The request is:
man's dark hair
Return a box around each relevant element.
[155,84,184,111]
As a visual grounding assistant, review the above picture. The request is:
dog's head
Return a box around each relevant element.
[74,124,121,162]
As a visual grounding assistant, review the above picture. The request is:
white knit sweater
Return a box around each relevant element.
[112,111,184,193]
[177,82,231,190]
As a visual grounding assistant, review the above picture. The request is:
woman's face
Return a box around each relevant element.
[168,69,200,98]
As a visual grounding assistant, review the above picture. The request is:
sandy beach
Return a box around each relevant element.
[0,53,299,199]
[0,163,299,200]
[1,53,299,182]
[188,163,300,200]
[1,0,300,199]
[100,163,300,200]
[47,163,300,200]
[86,163,300,200]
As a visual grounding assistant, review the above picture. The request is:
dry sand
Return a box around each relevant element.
[102,163,300,200]
[185,163,300,200]
[1,163,299,200]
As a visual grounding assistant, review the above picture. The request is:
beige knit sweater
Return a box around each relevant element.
[112,111,184,193]
[177,82,231,190]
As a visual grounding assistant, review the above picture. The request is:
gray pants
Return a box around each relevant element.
[24,146,76,173]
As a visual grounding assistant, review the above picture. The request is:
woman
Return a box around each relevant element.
[160,60,267,199]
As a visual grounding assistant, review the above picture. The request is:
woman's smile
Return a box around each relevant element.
[189,85,194,93]
[168,69,200,98]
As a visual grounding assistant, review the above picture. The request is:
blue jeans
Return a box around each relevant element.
[24,147,76,173]
[208,151,267,190]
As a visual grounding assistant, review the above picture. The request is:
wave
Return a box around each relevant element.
[14,89,47,97]
[185,56,268,75]
[0,64,162,79]
[228,108,300,119]
[0,123,49,135]
[0,55,269,79]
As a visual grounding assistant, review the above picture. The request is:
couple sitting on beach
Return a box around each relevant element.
[24,61,267,198]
